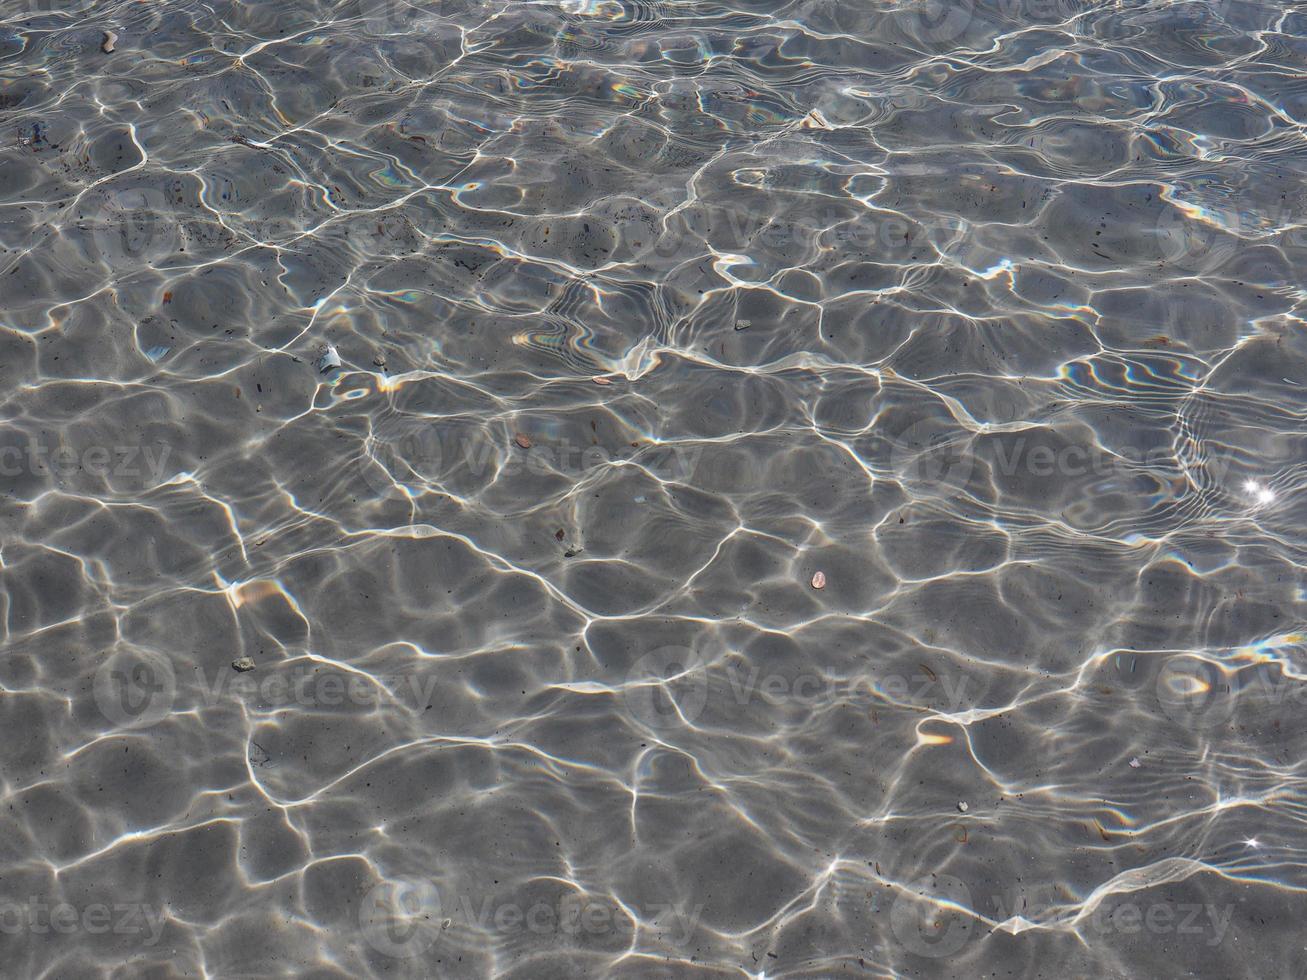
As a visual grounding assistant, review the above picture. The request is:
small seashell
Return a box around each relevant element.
[1129,757,1141,769]
[317,345,342,373]
[232,657,256,672]
[811,570,826,590]
[514,432,532,449]
[592,376,612,385]
[101,31,118,53]
[957,801,969,813]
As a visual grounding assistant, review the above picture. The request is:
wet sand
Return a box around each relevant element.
[1,0,1307,976]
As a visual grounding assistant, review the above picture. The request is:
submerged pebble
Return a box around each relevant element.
[811,570,826,590]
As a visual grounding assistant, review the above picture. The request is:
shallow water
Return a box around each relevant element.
[2,0,1307,976]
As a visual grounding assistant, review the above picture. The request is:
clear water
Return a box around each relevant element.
[1,0,1306,976]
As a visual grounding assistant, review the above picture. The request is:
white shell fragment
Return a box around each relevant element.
[317,345,342,373]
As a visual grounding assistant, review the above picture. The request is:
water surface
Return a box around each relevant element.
[2,0,1306,976]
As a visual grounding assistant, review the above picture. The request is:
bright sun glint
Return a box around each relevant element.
[1243,480,1276,505]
